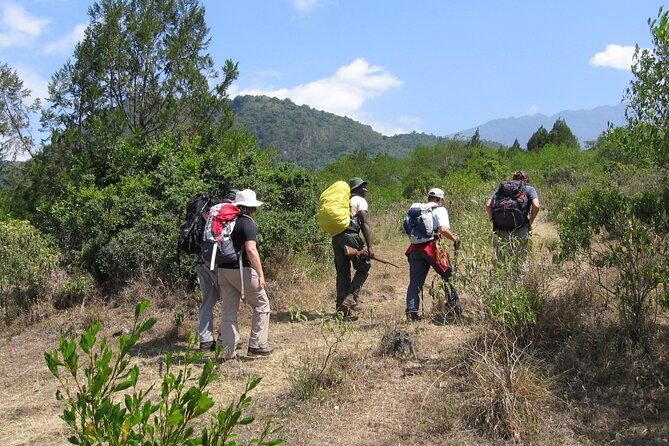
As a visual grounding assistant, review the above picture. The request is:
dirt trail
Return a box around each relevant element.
[0,216,564,445]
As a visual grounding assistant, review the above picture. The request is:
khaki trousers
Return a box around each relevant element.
[218,267,270,359]
[196,263,219,343]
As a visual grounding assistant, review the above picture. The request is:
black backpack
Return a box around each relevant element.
[177,194,221,265]
[491,180,529,231]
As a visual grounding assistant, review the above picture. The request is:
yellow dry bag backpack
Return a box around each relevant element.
[317,181,351,235]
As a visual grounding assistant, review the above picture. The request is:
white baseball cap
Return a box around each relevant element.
[428,188,445,199]
[233,189,263,207]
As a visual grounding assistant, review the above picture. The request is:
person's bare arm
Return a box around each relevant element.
[438,226,458,244]
[529,198,541,225]
[244,240,265,290]
[357,210,375,259]
[485,198,493,220]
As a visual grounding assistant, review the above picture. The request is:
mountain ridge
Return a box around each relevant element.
[231,95,627,168]
[454,103,627,147]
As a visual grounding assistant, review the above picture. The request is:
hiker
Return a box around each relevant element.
[404,188,460,321]
[332,177,375,315]
[198,189,238,351]
[218,188,272,360]
[485,170,541,266]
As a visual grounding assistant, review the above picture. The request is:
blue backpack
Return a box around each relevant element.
[403,204,440,244]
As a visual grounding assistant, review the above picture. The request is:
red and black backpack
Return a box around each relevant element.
[491,180,529,231]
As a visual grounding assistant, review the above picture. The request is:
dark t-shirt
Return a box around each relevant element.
[219,214,258,269]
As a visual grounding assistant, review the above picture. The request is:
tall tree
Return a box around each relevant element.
[510,138,522,151]
[0,63,39,160]
[526,125,549,151]
[626,6,669,166]
[548,118,579,148]
[466,127,481,148]
[43,0,238,147]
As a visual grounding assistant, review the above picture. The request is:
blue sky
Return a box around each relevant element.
[0,0,664,137]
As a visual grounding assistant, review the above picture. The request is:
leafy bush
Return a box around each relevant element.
[401,171,441,200]
[0,219,59,320]
[44,301,282,445]
[556,186,669,348]
[54,271,96,309]
[33,134,321,288]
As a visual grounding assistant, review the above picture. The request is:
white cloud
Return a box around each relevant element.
[0,3,50,48]
[589,44,636,70]
[528,105,540,115]
[230,58,403,121]
[292,0,320,12]
[13,64,49,102]
[43,23,86,55]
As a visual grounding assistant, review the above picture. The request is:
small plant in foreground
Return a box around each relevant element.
[288,305,308,323]
[287,311,352,401]
[44,300,281,445]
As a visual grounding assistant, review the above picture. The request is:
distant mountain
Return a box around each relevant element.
[231,95,501,169]
[455,103,627,147]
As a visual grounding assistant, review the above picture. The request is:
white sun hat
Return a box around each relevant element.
[428,188,445,199]
[233,188,263,207]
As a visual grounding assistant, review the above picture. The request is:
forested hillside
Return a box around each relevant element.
[232,95,505,168]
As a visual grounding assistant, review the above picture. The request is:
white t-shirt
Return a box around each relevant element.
[410,202,450,230]
[350,195,368,217]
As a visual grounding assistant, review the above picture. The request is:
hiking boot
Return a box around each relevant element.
[336,297,355,316]
[406,312,422,322]
[199,340,216,351]
[247,346,273,356]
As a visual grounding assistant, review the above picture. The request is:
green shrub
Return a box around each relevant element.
[401,171,441,200]
[0,219,59,320]
[44,301,282,445]
[34,134,321,288]
[556,186,669,348]
[54,271,96,309]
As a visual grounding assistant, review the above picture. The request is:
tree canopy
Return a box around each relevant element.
[548,118,579,148]
[43,0,238,147]
[0,63,38,160]
[527,125,549,151]
[626,6,669,166]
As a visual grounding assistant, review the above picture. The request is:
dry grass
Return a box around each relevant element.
[0,217,622,446]
[460,329,552,442]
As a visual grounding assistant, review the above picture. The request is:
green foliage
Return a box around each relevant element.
[547,118,579,148]
[0,63,39,160]
[402,171,441,200]
[510,139,522,151]
[55,272,96,309]
[626,6,669,166]
[556,187,669,347]
[44,0,238,147]
[486,279,544,332]
[466,128,482,148]
[465,149,505,182]
[232,95,453,169]
[526,126,549,151]
[44,300,282,445]
[30,134,320,287]
[0,219,59,320]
